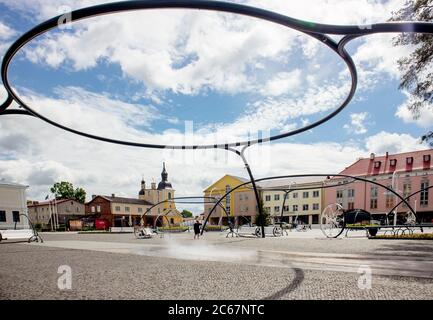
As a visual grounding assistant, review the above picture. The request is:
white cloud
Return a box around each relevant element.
[395,95,433,128]
[365,131,426,155]
[260,70,302,97]
[344,112,369,135]
[0,21,15,40]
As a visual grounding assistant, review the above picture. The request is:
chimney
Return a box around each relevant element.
[111,193,115,198]
[385,152,389,158]
[151,182,156,190]
[370,153,375,160]
[92,194,96,199]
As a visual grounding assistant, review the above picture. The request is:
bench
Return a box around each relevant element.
[236,226,258,237]
[0,229,42,243]
[236,225,284,237]
[110,227,134,233]
[258,226,284,237]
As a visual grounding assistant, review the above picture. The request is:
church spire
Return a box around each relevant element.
[158,162,172,190]
[161,162,168,182]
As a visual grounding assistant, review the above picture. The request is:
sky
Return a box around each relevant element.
[0,0,432,214]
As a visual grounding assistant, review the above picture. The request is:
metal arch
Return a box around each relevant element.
[387,184,433,218]
[0,0,358,150]
[259,178,356,225]
[139,196,233,232]
[200,173,419,235]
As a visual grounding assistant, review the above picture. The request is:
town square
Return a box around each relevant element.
[0,0,433,304]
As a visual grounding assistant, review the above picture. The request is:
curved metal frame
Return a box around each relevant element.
[139,196,234,232]
[0,1,431,239]
[387,184,433,218]
[260,178,355,226]
[201,173,418,235]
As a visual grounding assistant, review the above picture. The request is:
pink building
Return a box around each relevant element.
[324,149,433,222]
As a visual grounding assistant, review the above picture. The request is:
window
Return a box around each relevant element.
[313,191,319,198]
[239,194,243,200]
[0,211,6,222]
[424,154,431,162]
[274,194,280,201]
[274,206,280,213]
[370,186,378,209]
[385,185,394,208]
[225,185,231,214]
[76,207,80,213]
[292,193,298,199]
[115,206,121,212]
[303,204,309,211]
[96,205,101,213]
[402,183,411,207]
[91,206,95,213]
[374,161,381,168]
[125,207,130,212]
[293,205,298,212]
[265,195,271,201]
[390,159,397,166]
[283,206,289,212]
[406,157,413,165]
[245,195,248,200]
[313,203,319,210]
[168,192,172,199]
[347,202,354,210]
[421,181,429,206]
[12,211,20,222]
[336,190,343,199]
[138,208,143,213]
[348,189,355,198]
[302,192,309,199]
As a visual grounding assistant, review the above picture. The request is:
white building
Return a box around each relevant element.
[0,180,30,229]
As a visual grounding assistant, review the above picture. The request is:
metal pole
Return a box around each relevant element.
[238,146,264,238]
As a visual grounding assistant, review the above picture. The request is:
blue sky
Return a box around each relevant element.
[0,0,431,212]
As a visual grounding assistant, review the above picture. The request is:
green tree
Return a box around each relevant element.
[74,187,87,204]
[254,202,271,227]
[50,181,87,203]
[390,0,433,146]
[181,209,193,218]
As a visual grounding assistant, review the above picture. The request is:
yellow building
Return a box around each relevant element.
[138,163,183,226]
[203,175,258,226]
[259,177,325,225]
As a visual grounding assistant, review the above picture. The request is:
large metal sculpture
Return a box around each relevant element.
[1,0,432,238]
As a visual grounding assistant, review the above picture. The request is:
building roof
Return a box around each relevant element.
[91,195,153,206]
[28,199,79,207]
[203,174,251,193]
[339,149,433,177]
[0,180,28,188]
[257,176,325,189]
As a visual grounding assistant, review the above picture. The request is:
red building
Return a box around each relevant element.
[324,149,433,222]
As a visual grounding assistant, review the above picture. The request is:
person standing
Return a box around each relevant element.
[193,219,202,239]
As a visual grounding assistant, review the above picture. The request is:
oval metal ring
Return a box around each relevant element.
[1,0,358,149]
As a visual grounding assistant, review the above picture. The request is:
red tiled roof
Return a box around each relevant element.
[339,149,433,177]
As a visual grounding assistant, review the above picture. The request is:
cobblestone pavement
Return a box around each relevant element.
[1,231,432,300]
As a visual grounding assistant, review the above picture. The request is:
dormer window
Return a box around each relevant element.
[374,161,381,168]
[406,157,413,165]
[390,159,397,166]
[424,154,431,162]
